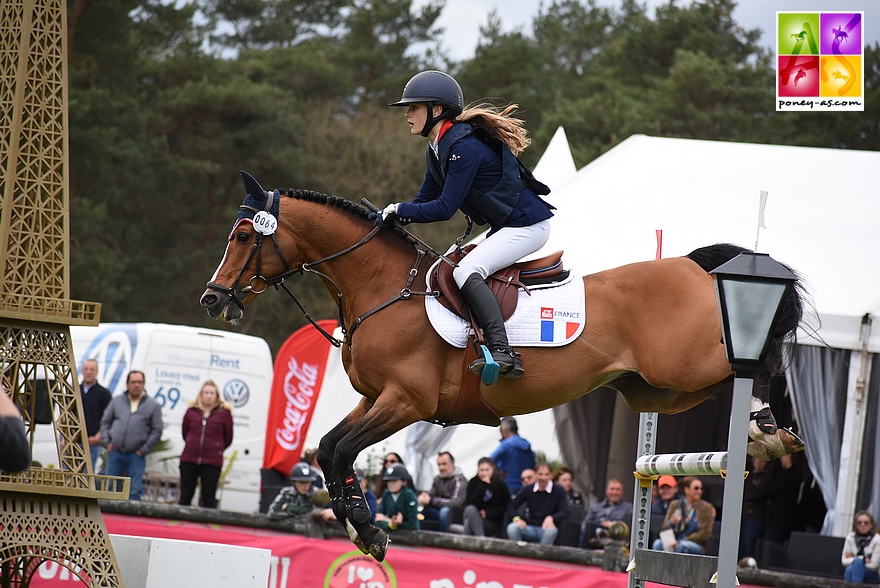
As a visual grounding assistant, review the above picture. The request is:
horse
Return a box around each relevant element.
[200,173,806,561]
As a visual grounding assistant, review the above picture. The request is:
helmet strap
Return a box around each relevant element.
[421,103,452,137]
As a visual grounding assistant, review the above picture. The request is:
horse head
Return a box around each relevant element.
[200,171,297,322]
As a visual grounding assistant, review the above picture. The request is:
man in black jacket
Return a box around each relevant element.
[506,462,569,545]
[77,359,112,470]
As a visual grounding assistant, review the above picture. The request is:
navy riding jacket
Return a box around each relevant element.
[395,123,553,234]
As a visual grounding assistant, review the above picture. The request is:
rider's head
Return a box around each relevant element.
[389,71,464,137]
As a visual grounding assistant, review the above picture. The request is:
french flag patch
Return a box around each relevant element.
[540,307,581,343]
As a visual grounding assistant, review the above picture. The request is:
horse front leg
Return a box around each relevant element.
[317,398,371,552]
[332,392,430,562]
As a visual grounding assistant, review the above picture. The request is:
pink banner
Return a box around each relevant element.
[263,320,337,475]
[29,514,766,588]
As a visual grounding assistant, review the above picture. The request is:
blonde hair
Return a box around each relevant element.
[193,380,230,411]
[456,103,531,155]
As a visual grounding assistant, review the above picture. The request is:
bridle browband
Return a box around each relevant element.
[205,192,438,348]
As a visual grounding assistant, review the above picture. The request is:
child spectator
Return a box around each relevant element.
[375,463,420,531]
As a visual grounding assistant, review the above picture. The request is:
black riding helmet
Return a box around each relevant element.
[389,70,464,137]
[382,463,410,481]
[290,463,319,482]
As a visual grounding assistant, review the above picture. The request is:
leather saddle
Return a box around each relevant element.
[429,245,569,321]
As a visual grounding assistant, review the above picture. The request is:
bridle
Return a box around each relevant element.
[205,192,437,348]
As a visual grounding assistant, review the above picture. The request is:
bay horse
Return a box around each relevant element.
[200,173,805,561]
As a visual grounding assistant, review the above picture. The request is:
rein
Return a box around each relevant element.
[207,199,439,349]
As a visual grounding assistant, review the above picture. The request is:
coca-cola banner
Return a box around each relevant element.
[263,320,337,475]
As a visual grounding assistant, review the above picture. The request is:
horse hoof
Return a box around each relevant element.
[365,528,390,562]
[747,428,805,461]
[779,427,806,454]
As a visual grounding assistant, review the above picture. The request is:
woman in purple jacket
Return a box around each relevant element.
[179,380,233,508]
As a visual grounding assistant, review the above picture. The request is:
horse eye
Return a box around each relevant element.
[236,232,251,243]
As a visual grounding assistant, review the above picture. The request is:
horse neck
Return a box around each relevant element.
[281,198,422,307]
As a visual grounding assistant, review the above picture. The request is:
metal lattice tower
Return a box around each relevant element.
[0,1,127,586]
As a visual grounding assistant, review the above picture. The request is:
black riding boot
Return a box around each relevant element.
[460,273,524,379]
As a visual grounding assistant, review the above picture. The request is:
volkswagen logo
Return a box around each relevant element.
[223,379,250,408]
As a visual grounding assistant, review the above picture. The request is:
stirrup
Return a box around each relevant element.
[470,344,501,385]
[470,346,524,384]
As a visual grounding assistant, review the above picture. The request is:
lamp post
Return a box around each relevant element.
[709,252,798,588]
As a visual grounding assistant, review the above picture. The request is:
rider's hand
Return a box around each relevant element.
[369,203,399,228]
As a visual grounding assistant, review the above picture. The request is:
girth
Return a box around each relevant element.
[429,245,568,320]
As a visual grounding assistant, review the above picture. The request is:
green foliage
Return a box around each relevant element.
[65,0,879,353]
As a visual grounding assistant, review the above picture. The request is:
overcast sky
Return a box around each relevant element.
[415,0,878,61]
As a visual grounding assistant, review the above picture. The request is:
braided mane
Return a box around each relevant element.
[284,188,420,248]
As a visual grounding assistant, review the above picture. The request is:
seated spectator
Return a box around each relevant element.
[506,462,569,545]
[374,452,411,504]
[374,463,420,531]
[583,478,634,549]
[651,476,714,554]
[418,451,468,532]
[842,511,880,584]
[267,464,329,519]
[651,476,680,517]
[461,457,511,537]
[553,466,584,506]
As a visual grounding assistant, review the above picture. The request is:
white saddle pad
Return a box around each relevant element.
[425,268,585,349]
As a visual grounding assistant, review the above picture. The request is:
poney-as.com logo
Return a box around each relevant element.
[777,12,864,111]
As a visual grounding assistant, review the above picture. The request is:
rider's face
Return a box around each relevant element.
[405,103,428,136]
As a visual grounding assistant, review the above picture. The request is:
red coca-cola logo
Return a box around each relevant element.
[274,357,319,451]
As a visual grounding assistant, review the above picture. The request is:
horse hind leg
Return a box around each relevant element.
[747,376,805,461]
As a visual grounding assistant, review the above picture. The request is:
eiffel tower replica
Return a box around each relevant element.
[0,1,128,586]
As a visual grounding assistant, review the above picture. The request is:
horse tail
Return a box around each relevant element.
[686,243,806,379]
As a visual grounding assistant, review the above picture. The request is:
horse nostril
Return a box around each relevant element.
[200,293,218,308]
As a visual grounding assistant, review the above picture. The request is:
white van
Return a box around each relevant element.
[31,323,272,514]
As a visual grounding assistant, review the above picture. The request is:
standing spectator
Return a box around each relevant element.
[100,371,163,501]
[763,453,802,545]
[178,380,233,508]
[268,463,328,519]
[491,417,536,495]
[651,476,714,554]
[506,462,569,545]
[0,379,30,473]
[418,451,468,532]
[553,466,584,506]
[740,458,772,560]
[652,476,681,517]
[583,478,634,548]
[375,464,420,531]
[76,359,112,471]
[842,511,880,584]
[461,457,511,537]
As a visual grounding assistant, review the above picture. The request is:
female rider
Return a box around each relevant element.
[383,70,554,380]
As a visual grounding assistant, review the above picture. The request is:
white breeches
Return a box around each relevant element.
[453,220,552,288]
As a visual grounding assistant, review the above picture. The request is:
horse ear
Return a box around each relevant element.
[240,170,267,201]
